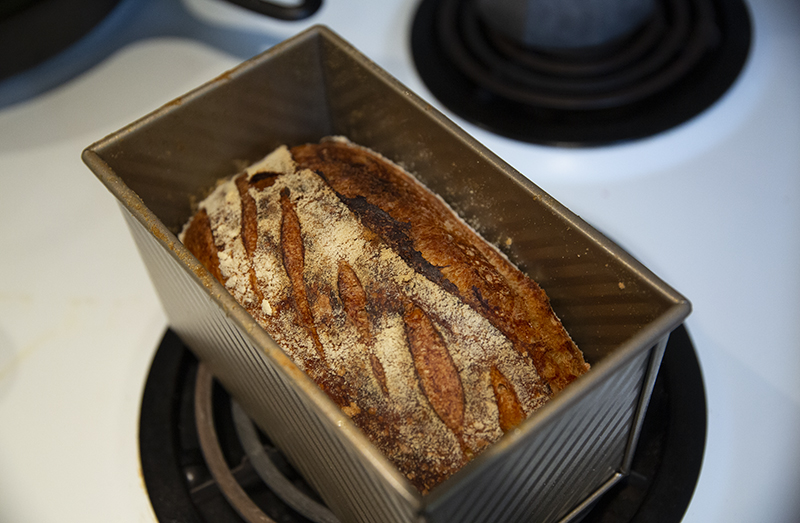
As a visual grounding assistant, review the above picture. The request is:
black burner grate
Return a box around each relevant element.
[139,325,705,523]
[139,330,330,523]
[411,0,751,146]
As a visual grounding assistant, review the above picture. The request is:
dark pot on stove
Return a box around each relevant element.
[0,0,322,80]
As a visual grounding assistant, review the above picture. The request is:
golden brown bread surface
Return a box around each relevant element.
[181,138,589,493]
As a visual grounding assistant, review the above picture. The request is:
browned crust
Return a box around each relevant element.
[404,302,466,438]
[181,208,224,284]
[490,366,526,433]
[291,140,589,393]
[235,173,264,306]
[337,260,390,396]
[181,140,589,494]
[279,187,326,362]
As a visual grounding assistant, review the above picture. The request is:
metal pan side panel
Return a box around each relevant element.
[121,207,420,523]
[424,345,652,523]
[88,29,333,235]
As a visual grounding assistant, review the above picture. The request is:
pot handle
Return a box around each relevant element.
[222,0,322,21]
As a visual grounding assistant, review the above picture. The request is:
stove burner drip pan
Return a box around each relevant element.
[411,0,751,145]
[83,26,691,523]
[138,325,705,523]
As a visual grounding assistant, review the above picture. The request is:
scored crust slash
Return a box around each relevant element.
[180,137,589,494]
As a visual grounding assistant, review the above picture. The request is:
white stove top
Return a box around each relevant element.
[0,0,798,521]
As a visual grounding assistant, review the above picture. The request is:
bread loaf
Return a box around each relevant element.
[180,138,589,493]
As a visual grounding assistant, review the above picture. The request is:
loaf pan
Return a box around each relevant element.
[82,25,691,523]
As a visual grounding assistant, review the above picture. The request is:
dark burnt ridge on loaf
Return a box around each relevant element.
[338,193,460,297]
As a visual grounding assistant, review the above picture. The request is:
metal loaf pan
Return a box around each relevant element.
[82,26,691,523]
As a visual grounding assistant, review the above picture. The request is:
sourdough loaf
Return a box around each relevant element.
[180,138,589,493]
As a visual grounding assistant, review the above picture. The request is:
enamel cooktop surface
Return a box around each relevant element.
[0,0,798,521]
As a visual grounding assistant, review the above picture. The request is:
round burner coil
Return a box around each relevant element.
[194,364,339,523]
[411,0,751,145]
[139,326,705,523]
